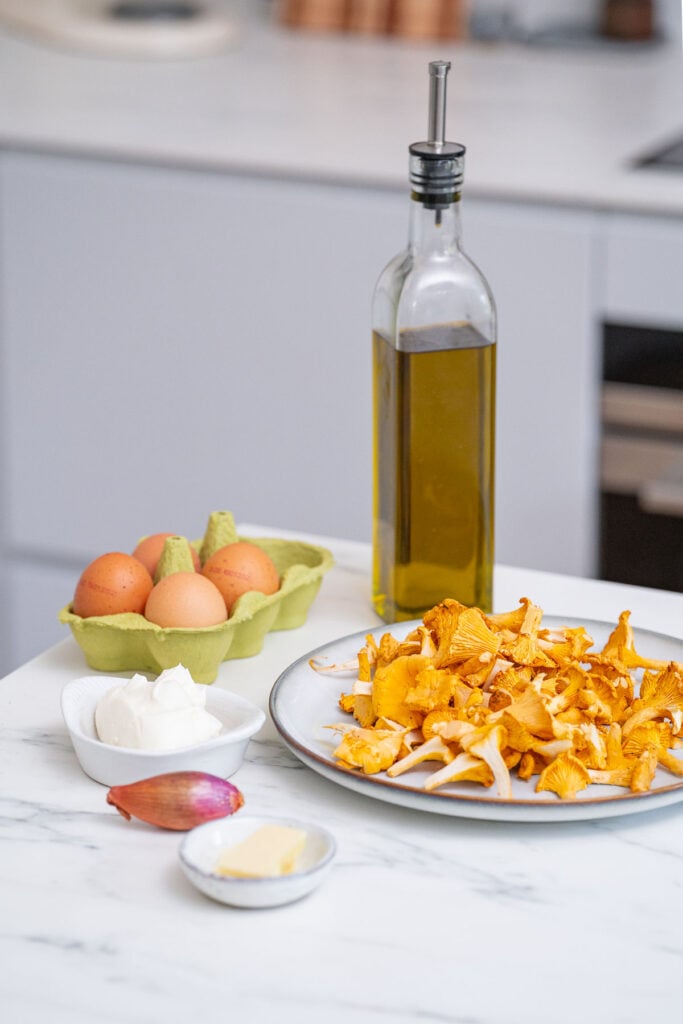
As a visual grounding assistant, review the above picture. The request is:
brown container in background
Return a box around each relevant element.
[390,0,443,39]
[280,0,469,39]
[279,0,348,31]
[440,0,468,40]
[347,0,392,34]
[278,0,301,27]
[390,0,468,40]
[601,0,654,41]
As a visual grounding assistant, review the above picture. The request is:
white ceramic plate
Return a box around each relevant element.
[179,815,336,908]
[270,617,683,823]
[62,676,265,787]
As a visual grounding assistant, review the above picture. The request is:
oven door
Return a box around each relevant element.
[600,372,683,592]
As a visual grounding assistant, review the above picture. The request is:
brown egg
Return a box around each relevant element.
[201,542,280,613]
[144,572,228,628]
[73,553,154,618]
[132,533,201,576]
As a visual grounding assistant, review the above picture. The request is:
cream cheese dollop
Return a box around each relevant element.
[95,664,222,751]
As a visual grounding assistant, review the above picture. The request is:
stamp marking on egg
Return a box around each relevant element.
[212,568,252,582]
[83,580,118,597]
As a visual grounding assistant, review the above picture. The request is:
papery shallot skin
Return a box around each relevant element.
[106,771,244,830]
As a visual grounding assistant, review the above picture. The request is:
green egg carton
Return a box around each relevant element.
[59,511,334,684]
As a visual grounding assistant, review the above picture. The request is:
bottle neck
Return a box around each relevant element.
[407,198,463,255]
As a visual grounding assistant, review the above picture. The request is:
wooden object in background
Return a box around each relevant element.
[279,0,469,39]
[347,0,392,34]
[278,0,301,27]
[390,0,443,39]
[601,0,654,41]
[440,0,468,41]
[279,0,348,31]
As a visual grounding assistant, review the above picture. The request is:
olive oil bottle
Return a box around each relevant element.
[372,61,497,622]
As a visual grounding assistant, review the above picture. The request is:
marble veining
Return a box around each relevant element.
[1,530,683,1023]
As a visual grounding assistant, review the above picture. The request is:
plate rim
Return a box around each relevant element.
[269,615,683,819]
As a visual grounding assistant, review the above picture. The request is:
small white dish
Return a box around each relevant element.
[179,814,336,909]
[61,675,265,787]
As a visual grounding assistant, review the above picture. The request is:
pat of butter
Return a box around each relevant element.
[215,825,307,878]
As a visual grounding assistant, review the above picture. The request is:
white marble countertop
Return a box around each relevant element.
[3,526,683,1024]
[1,9,683,215]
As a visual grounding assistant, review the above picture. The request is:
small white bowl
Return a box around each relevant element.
[61,675,265,787]
[179,814,336,908]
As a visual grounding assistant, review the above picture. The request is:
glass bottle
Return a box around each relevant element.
[372,60,496,623]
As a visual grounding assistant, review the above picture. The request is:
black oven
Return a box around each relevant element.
[600,323,683,592]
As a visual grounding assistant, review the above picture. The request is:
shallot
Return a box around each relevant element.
[106,771,244,830]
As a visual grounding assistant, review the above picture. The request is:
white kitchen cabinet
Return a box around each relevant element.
[0,149,600,672]
[0,149,404,670]
[603,212,683,329]
[5,559,81,670]
[463,199,600,579]
[0,150,404,558]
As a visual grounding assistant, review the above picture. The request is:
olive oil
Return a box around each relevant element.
[371,61,497,622]
[372,324,495,621]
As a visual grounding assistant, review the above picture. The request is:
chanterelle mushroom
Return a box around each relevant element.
[536,752,591,800]
[460,723,511,799]
[322,597,680,800]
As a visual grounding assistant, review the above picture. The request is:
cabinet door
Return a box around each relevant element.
[4,561,80,673]
[603,212,683,328]
[0,150,406,562]
[465,198,600,577]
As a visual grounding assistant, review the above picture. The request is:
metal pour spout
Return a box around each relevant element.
[409,60,464,213]
[428,60,451,149]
